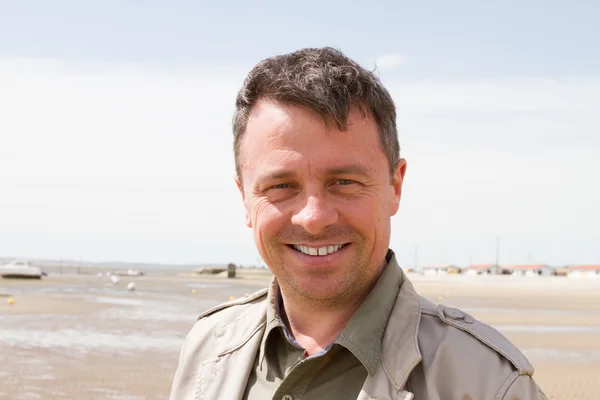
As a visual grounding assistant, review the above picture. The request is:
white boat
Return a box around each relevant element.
[0,260,47,279]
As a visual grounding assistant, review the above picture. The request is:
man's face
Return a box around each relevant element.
[236,99,406,303]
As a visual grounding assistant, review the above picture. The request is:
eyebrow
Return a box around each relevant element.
[255,169,297,184]
[256,164,372,184]
[322,164,372,177]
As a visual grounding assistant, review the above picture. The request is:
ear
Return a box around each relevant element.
[235,176,252,228]
[390,158,407,216]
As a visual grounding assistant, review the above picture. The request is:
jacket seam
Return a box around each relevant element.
[195,360,213,400]
[217,303,266,330]
[218,322,266,356]
[493,371,520,400]
[419,308,437,317]
[197,288,268,320]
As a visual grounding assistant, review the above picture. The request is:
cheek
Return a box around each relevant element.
[342,189,386,217]
[251,198,286,235]
[339,198,376,228]
[339,190,389,234]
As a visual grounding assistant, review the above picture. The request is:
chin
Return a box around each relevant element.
[289,274,349,300]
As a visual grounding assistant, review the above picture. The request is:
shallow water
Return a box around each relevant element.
[524,348,600,362]
[0,281,223,358]
[0,328,183,354]
[90,388,146,400]
[186,282,229,289]
[496,325,600,333]
[463,307,600,316]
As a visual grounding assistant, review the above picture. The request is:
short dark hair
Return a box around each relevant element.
[232,47,399,182]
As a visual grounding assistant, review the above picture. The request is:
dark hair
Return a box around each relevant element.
[233,47,399,183]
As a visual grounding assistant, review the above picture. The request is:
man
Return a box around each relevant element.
[169,47,547,400]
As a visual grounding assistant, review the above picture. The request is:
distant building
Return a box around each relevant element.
[507,264,554,277]
[554,267,569,277]
[463,264,512,275]
[463,264,494,276]
[567,265,600,279]
[422,264,461,276]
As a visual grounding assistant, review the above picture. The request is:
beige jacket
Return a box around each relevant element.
[169,271,547,400]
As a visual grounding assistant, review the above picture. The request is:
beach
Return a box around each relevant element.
[1,269,599,399]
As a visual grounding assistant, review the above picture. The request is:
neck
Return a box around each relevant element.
[278,272,382,356]
[280,294,362,356]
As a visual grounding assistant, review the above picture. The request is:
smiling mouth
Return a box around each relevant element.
[288,244,348,256]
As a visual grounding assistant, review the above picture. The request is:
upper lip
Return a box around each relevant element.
[287,243,348,247]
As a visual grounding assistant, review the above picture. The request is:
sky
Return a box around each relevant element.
[1,1,599,267]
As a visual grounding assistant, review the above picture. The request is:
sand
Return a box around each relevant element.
[1,270,599,399]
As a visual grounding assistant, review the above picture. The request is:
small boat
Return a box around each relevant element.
[0,260,47,279]
[113,269,144,277]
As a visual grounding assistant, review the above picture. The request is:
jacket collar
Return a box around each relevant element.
[208,249,423,400]
[380,261,423,390]
[358,251,423,400]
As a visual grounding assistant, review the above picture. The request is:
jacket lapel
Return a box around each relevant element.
[197,303,266,400]
[358,267,423,400]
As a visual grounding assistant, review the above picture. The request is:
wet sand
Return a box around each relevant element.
[1,270,599,399]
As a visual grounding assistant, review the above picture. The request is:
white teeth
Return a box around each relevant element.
[293,244,345,256]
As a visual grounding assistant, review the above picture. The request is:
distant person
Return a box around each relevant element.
[169,47,547,400]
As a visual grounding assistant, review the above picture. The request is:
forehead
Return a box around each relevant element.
[238,100,385,178]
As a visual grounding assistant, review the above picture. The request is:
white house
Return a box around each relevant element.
[567,265,600,279]
[463,264,494,276]
[508,264,554,277]
[421,264,459,276]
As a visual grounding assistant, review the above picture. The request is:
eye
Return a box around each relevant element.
[263,182,296,202]
[336,179,355,185]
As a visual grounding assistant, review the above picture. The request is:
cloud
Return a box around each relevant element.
[375,53,408,71]
[0,57,599,266]
[389,78,600,113]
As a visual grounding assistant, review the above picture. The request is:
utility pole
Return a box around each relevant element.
[414,245,419,272]
[495,236,500,268]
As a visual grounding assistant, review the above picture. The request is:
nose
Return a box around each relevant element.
[291,194,339,235]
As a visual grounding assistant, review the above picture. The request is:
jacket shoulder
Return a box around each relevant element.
[196,287,269,321]
[169,287,268,400]
[418,296,534,375]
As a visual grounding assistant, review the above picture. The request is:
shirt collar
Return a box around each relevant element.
[258,277,286,370]
[335,249,403,376]
[258,249,404,376]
